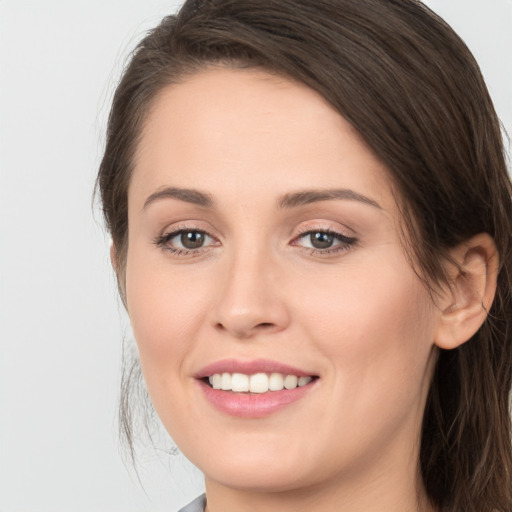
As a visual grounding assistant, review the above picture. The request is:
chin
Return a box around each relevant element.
[203,464,313,493]
[185,439,332,494]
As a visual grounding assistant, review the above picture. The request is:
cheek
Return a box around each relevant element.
[124,247,210,383]
[284,260,439,473]
[299,259,438,406]
[311,256,434,346]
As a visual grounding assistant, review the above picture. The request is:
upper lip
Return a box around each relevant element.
[195,359,317,379]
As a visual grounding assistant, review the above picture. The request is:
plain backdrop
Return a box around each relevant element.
[0,1,510,511]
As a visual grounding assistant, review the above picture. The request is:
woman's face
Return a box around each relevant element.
[125,68,441,495]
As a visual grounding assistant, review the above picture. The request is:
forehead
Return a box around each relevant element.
[130,67,395,213]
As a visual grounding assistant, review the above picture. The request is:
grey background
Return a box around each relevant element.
[0,1,510,511]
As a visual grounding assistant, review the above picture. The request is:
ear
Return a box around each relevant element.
[434,233,499,350]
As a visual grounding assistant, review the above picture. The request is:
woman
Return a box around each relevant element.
[97,0,512,510]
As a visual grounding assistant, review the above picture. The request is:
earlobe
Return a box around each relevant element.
[434,233,499,350]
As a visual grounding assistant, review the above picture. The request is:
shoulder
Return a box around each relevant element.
[177,494,206,512]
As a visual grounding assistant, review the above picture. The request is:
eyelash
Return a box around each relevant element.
[153,227,216,257]
[292,228,357,255]
[153,226,357,257]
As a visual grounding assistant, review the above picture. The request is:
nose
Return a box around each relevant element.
[212,249,290,340]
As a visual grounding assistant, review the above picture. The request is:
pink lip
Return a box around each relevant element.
[195,358,315,379]
[195,359,318,419]
[198,381,316,418]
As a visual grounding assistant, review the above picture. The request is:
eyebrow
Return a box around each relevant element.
[142,186,381,211]
[278,189,381,209]
[143,187,214,210]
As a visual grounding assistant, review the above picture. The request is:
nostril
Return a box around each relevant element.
[214,320,278,338]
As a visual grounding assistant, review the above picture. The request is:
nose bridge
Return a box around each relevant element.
[213,241,289,338]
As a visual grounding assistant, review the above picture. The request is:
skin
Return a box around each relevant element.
[122,67,495,512]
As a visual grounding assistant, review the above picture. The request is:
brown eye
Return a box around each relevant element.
[309,232,334,249]
[180,231,206,249]
[293,229,357,254]
[155,229,216,254]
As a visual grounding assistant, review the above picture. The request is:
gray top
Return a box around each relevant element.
[177,494,206,512]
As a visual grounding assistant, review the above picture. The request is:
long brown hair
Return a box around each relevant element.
[97,1,512,510]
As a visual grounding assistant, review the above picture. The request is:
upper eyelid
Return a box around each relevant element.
[159,222,219,238]
[296,228,356,239]
[293,222,356,238]
[296,226,349,235]
[161,222,353,233]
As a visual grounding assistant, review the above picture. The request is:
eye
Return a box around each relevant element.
[293,229,356,254]
[154,228,217,254]
[307,232,337,249]
[176,230,208,249]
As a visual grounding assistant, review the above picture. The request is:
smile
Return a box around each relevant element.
[197,360,319,418]
[207,372,314,393]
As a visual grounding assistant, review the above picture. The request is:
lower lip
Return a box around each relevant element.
[198,380,316,418]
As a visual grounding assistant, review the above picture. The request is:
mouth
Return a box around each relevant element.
[196,360,319,418]
[202,372,318,393]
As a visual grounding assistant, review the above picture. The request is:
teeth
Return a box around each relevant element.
[221,372,231,391]
[269,372,284,391]
[284,375,298,390]
[249,373,269,393]
[206,372,314,393]
[298,376,312,387]
[212,374,222,389]
[231,373,249,392]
